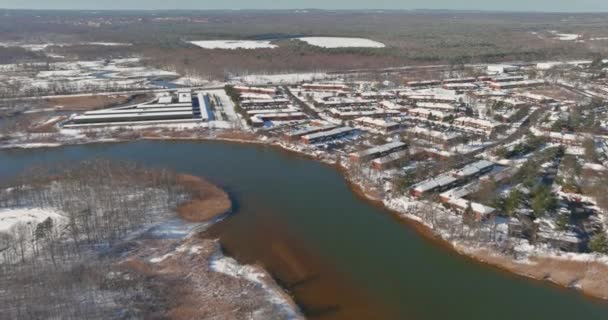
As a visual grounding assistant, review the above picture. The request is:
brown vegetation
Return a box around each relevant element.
[465,247,608,299]
[175,174,231,222]
[3,11,607,79]
[45,95,131,111]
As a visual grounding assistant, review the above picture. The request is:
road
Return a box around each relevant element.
[0,85,226,102]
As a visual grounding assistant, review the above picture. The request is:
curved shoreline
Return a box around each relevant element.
[174,174,232,222]
[132,169,305,319]
[201,137,608,304]
[2,135,608,305]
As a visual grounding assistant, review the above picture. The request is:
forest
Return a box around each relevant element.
[0,160,189,319]
[2,10,608,78]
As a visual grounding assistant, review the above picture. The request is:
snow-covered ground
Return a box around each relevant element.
[549,31,581,41]
[210,251,303,320]
[0,207,65,233]
[0,58,180,97]
[297,37,386,48]
[189,40,277,50]
[0,42,131,51]
[231,72,330,85]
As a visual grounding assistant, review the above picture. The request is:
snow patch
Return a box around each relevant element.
[297,37,385,48]
[189,40,277,50]
[149,253,173,264]
[0,207,65,233]
[210,252,302,319]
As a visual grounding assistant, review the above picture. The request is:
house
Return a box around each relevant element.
[490,80,545,90]
[328,108,400,120]
[284,124,339,141]
[416,102,457,112]
[453,160,495,180]
[439,182,481,203]
[453,117,500,134]
[302,83,350,91]
[240,98,290,109]
[442,77,477,84]
[546,132,584,146]
[405,94,456,104]
[371,151,409,170]
[301,127,356,144]
[490,75,525,83]
[410,174,459,197]
[379,100,411,112]
[536,219,585,252]
[447,198,495,220]
[250,112,307,123]
[408,108,446,120]
[350,141,408,162]
[234,86,279,95]
[406,80,442,87]
[442,83,478,91]
[487,65,520,74]
[405,127,462,146]
[315,98,373,108]
[354,117,402,134]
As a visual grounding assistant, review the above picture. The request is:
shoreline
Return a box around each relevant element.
[2,134,608,304]
[170,170,305,318]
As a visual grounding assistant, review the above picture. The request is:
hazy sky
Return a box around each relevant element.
[1,0,608,12]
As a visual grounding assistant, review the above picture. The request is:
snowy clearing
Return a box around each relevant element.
[297,37,386,48]
[189,40,277,50]
[549,31,581,41]
[0,208,65,233]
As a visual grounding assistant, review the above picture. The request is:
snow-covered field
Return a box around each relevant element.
[549,31,581,41]
[297,37,386,48]
[189,40,277,50]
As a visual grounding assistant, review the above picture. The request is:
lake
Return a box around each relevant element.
[1,140,607,319]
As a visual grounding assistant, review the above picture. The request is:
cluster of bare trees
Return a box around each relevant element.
[0,159,190,319]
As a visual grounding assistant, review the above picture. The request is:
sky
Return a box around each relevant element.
[1,0,608,12]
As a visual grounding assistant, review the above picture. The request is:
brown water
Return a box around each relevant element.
[2,140,608,320]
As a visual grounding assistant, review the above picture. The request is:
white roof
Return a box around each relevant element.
[448,198,496,215]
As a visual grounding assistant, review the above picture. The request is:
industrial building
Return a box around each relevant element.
[71,89,211,125]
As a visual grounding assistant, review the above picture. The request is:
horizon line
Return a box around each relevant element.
[1,8,608,14]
